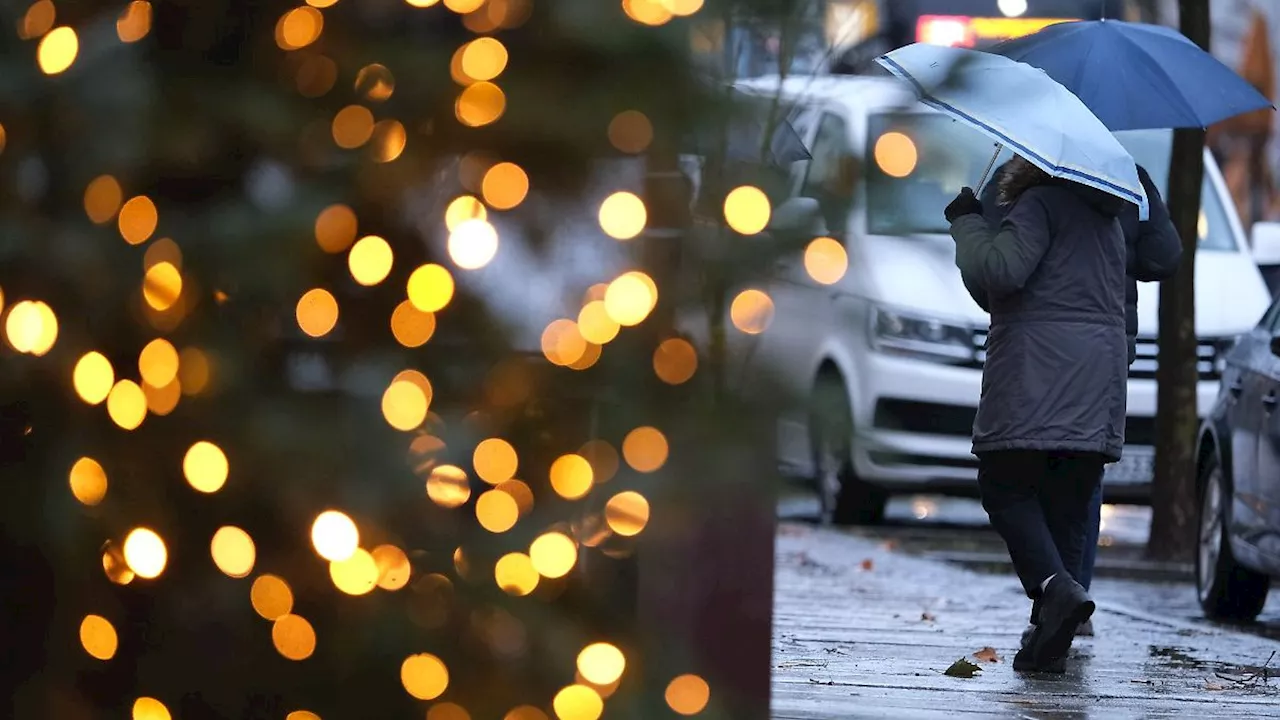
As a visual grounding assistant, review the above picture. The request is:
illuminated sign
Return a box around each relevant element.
[916,15,1076,48]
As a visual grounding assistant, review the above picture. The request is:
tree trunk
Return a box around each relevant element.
[1148,0,1210,562]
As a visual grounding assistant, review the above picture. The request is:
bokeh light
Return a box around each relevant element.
[315,204,357,253]
[653,338,697,385]
[427,464,472,508]
[332,104,374,148]
[476,489,519,533]
[549,454,593,499]
[123,527,167,579]
[382,379,428,431]
[723,186,771,235]
[391,300,436,347]
[143,377,181,416]
[874,132,918,178]
[460,37,509,82]
[84,175,123,224]
[446,195,487,231]
[117,1,152,42]
[184,440,229,493]
[296,53,338,97]
[178,347,210,395]
[372,544,411,591]
[102,541,134,585]
[393,369,434,406]
[296,288,339,338]
[498,478,534,516]
[107,380,148,430]
[541,319,587,367]
[276,6,323,50]
[665,674,711,715]
[251,574,294,619]
[577,301,620,345]
[132,697,172,720]
[494,552,539,596]
[6,300,57,356]
[608,110,653,154]
[730,289,775,334]
[552,684,603,720]
[505,707,550,720]
[568,341,602,371]
[210,526,256,578]
[80,614,118,660]
[407,264,455,312]
[481,162,529,210]
[371,119,408,162]
[605,491,651,536]
[474,438,518,484]
[448,218,499,269]
[622,426,668,472]
[272,614,317,660]
[348,235,394,286]
[803,237,849,285]
[578,642,626,685]
[530,531,577,578]
[329,548,378,595]
[456,82,506,126]
[598,191,646,240]
[401,653,450,700]
[69,457,108,506]
[119,195,159,245]
[661,0,705,15]
[355,63,396,101]
[287,712,322,720]
[311,510,359,562]
[579,440,619,484]
[603,272,657,327]
[37,26,77,75]
[73,351,115,405]
[143,262,183,311]
[138,338,179,388]
[19,0,55,40]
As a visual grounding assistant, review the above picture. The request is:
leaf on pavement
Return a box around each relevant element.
[880,539,899,551]
[860,558,874,571]
[973,647,1000,663]
[1205,681,1226,691]
[921,612,936,622]
[944,658,982,678]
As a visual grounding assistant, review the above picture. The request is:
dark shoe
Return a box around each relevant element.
[1013,575,1094,673]
[1075,618,1094,637]
[1020,623,1035,649]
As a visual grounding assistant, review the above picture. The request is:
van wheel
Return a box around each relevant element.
[1196,455,1270,621]
[811,375,888,526]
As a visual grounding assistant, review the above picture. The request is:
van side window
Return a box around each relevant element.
[801,112,857,233]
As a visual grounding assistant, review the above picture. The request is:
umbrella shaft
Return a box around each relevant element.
[977,143,1004,192]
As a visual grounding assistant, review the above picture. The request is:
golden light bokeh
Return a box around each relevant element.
[401,653,450,700]
[210,526,256,578]
[143,262,183,311]
[603,272,656,327]
[653,337,698,385]
[382,379,428,431]
[730,288,775,335]
[119,195,159,245]
[445,0,485,13]
[474,438,518,484]
[329,547,378,595]
[296,53,338,97]
[348,235,394,286]
[117,1,152,42]
[184,440,229,493]
[103,541,135,585]
[371,119,408,162]
[598,191,646,240]
[406,0,442,6]
[874,131,918,178]
[608,110,653,154]
[623,0,672,26]
[577,642,626,685]
[80,614,118,661]
[456,81,506,127]
[540,319,587,367]
[494,552,539,596]
[390,300,436,347]
[505,707,551,720]
[287,712,322,720]
[723,185,771,235]
[315,204,357,253]
[530,531,577,578]
[552,684,603,720]
[178,347,210,395]
[568,341,602,371]
[426,464,472,508]
[497,478,534,515]
[660,0,705,15]
[37,26,78,75]
[428,703,470,720]
[407,263,455,312]
[19,0,55,40]
[73,351,115,405]
[123,527,167,579]
[475,489,519,533]
[272,614,317,661]
[579,439,619,484]
[372,544,411,591]
[549,453,593,499]
[296,288,339,338]
[311,510,359,562]
[622,426,668,473]
[355,63,396,101]
[393,369,434,406]
[69,457,108,506]
[138,338,179,388]
[107,379,148,430]
[460,37,509,82]
[6,300,58,356]
[132,697,172,720]
[448,218,499,270]
[445,195,488,231]
[481,162,529,210]
[803,237,849,285]
[85,175,123,224]
[665,674,711,715]
[577,301,620,345]
[605,491,651,536]
[251,574,294,620]
[332,104,375,148]
[277,6,323,50]
[143,377,181,416]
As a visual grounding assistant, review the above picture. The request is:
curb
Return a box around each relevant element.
[926,550,1194,583]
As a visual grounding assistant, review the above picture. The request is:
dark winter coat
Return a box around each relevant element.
[979,164,1182,364]
[952,158,1129,461]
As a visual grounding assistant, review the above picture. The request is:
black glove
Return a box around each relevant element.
[944,187,983,223]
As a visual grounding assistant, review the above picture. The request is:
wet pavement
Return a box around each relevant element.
[771,521,1280,719]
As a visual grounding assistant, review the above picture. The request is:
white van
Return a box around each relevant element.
[730,74,1275,524]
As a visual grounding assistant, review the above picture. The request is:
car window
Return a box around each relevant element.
[800,112,857,233]
[1114,130,1237,252]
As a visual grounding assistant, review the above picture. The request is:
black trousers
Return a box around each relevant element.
[976,450,1105,599]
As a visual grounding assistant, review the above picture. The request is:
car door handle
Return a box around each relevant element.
[1264,392,1278,410]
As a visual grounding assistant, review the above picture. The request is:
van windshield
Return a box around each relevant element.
[865,114,1238,252]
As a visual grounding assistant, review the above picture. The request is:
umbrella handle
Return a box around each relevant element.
[976,143,1004,193]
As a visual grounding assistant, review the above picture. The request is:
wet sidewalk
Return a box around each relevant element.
[771,522,1280,719]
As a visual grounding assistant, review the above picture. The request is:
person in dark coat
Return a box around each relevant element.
[945,154,1131,673]
[977,160,1181,639]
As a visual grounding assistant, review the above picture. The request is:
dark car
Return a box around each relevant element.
[1195,298,1280,620]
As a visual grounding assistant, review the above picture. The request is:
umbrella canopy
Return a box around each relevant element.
[989,20,1274,131]
[876,43,1148,219]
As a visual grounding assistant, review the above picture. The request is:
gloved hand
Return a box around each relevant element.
[944,187,983,223]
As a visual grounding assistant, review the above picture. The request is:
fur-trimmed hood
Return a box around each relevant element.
[993,155,1128,218]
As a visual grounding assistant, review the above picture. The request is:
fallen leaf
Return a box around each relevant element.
[973,647,1000,663]
[880,539,899,551]
[860,558,874,571]
[921,612,936,622]
[1205,681,1226,691]
[944,658,982,678]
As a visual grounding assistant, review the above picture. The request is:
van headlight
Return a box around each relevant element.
[870,306,974,364]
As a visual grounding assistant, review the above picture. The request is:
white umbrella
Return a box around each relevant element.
[876,43,1149,220]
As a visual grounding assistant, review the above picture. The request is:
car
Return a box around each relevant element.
[1195,285,1280,621]
[727,74,1276,525]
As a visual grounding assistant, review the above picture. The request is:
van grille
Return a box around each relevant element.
[969,330,1222,381]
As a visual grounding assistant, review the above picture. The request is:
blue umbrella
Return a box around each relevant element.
[990,20,1274,131]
